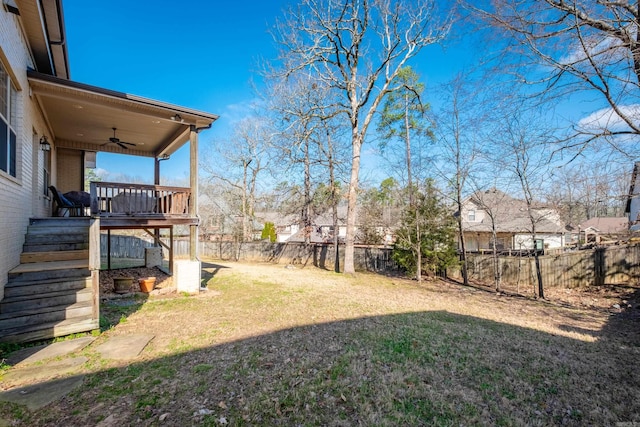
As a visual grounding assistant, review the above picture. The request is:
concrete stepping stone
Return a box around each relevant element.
[0,376,84,410]
[6,336,95,367]
[94,334,154,360]
[1,356,88,388]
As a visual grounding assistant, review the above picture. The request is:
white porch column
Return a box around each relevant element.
[175,126,202,295]
[189,125,198,261]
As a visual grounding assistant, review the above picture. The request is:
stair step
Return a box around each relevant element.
[3,285,92,303]
[29,217,91,228]
[0,288,93,315]
[27,225,90,235]
[20,250,89,264]
[24,233,88,245]
[0,300,94,330]
[23,242,90,252]
[0,299,93,321]
[8,267,91,284]
[4,278,91,299]
[5,275,91,288]
[0,316,99,344]
[10,259,89,275]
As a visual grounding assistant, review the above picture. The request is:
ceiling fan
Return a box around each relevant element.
[102,128,136,149]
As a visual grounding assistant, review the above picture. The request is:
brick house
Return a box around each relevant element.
[0,1,217,342]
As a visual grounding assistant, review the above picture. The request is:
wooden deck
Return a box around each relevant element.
[90,181,197,229]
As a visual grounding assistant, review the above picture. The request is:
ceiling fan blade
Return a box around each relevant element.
[118,141,137,146]
[117,142,129,149]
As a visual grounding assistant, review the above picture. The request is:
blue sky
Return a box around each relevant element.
[64,1,295,183]
[62,1,492,185]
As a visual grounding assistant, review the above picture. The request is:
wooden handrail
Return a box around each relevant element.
[90,181,191,216]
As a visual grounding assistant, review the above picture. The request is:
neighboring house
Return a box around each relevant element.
[460,189,567,252]
[578,217,629,243]
[626,161,640,232]
[256,212,302,243]
[257,205,396,246]
[0,1,217,342]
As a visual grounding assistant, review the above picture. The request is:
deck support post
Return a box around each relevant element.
[107,229,111,270]
[189,125,198,262]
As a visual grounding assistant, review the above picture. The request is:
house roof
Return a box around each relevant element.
[28,71,218,158]
[463,189,566,234]
[255,205,349,229]
[578,217,628,234]
[16,0,70,79]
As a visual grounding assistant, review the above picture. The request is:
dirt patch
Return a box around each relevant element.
[99,267,173,295]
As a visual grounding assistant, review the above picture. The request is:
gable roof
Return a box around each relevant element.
[578,217,628,234]
[463,189,565,234]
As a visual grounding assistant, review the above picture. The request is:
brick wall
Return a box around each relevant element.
[0,8,49,299]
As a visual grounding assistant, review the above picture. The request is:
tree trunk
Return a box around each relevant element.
[344,135,362,275]
[457,213,469,286]
[534,252,544,298]
[325,127,340,273]
[491,226,500,292]
[415,218,422,282]
[530,223,545,299]
[242,160,248,242]
[333,203,340,272]
[303,138,311,247]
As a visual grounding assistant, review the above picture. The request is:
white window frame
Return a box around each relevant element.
[0,61,17,178]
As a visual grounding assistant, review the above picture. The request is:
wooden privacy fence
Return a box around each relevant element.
[465,244,640,288]
[175,241,400,273]
[100,234,154,259]
[100,234,639,287]
[102,235,399,273]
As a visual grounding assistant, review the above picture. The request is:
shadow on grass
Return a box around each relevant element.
[99,296,148,332]
[201,261,230,287]
[1,308,639,426]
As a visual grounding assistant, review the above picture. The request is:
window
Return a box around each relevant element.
[0,61,17,177]
[43,148,50,196]
[468,209,476,221]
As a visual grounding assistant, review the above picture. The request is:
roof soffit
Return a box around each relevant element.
[28,71,218,157]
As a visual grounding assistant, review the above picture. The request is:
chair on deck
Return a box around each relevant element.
[49,186,85,217]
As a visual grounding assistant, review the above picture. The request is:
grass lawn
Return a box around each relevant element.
[1,260,639,426]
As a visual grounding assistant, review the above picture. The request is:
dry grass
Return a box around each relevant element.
[2,260,639,426]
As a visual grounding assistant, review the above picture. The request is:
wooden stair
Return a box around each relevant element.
[0,218,99,343]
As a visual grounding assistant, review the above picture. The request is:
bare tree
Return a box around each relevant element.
[271,0,452,274]
[544,157,631,228]
[265,74,348,263]
[267,75,321,246]
[473,0,640,156]
[496,115,554,299]
[201,117,273,242]
[432,72,484,286]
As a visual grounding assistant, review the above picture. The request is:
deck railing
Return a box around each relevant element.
[90,181,191,216]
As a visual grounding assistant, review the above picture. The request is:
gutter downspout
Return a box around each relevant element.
[38,0,69,78]
[189,123,212,264]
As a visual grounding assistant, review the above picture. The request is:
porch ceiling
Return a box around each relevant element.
[28,71,218,158]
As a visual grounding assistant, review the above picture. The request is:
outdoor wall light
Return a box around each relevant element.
[39,136,51,152]
[170,114,184,123]
[3,0,19,15]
